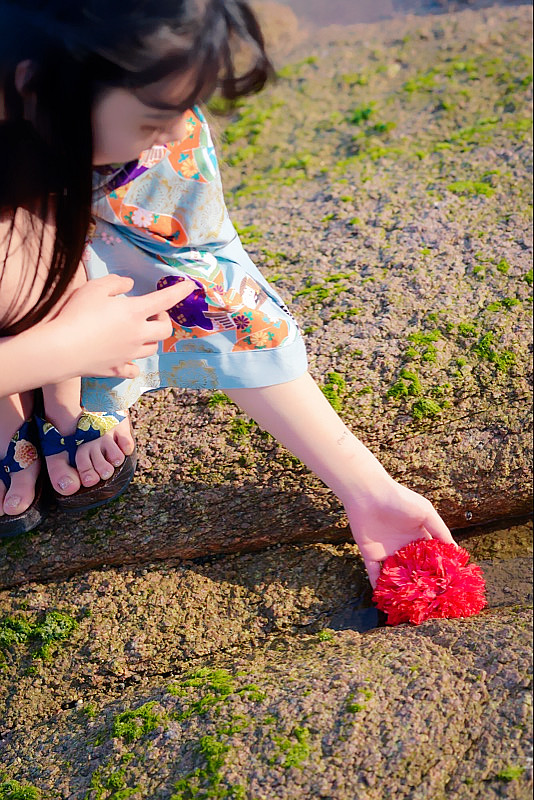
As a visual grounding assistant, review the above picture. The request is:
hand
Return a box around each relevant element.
[344,477,457,589]
[50,274,195,379]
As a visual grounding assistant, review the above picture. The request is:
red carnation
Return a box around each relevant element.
[372,539,487,626]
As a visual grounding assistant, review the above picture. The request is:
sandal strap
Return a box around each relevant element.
[35,411,126,468]
[0,418,39,488]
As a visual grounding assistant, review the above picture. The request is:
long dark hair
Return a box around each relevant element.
[0,0,273,335]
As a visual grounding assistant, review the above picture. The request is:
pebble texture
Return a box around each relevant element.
[0,521,531,797]
[0,3,531,588]
[0,5,532,797]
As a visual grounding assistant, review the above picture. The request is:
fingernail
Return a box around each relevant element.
[58,477,74,490]
[5,495,21,509]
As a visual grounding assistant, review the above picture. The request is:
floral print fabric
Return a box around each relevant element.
[0,419,39,488]
[81,107,307,412]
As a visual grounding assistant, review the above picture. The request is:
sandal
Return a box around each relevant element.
[0,418,50,539]
[34,410,137,513]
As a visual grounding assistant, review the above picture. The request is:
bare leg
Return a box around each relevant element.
[0,219,134,499]
[226,372,456,586]
[0,392,39,515]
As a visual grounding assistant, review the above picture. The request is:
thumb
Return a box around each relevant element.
[365,559,382,591]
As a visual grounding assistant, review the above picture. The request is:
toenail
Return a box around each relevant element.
[58,477,74,490]
[102,469,113,479]
[113,460,123,467]
[5,496,21,509]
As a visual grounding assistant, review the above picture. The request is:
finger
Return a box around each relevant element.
[145,313,173,340]
[110,363,140,379]
[418,526,433,541]
[138,280,196,316]
[94,274,135,296]
[423,510,458,545]
[135,343,160,359]
[365,560,382,590]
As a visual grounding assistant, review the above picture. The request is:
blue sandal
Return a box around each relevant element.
[0,418,50,538]
[35,411,137,513]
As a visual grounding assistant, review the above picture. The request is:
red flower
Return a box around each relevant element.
[372,539,487,626]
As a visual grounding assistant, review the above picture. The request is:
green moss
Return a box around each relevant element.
[403,72,438,93]
[387,368,422,399]
[171,710,254,799]
[330,307,361,320]
[277,56,318,80]
[85,766,139,800]
[495,766,525,782]
[230,417,256,441]
[524,268,533,286]
[411,397,442,421]
[367,121,396,135]
[472,331,516,371]
[341,72,369,86]
[496,258,511,274]
[232,223,262,245]
[348,104,374,125]
[321,372,347,413]
[0,610,78,662]
[82,702,99,718]
[408,329,441,347]
[421,345,437,363]
[317,630,334,642]
[111,701,164,745]
[487,297,521,311]
[270,726,311,769]
[208,392,231,408]
[168,667,265,722]
[457,322,477,336]
[0,780,41,800]
[447,180,495,197]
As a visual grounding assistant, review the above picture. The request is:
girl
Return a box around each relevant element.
[0,0,456,585]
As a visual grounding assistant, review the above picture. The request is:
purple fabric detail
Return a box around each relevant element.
[157,275,214,331]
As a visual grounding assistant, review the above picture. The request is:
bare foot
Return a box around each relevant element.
[0,392,40,517]
[43,406,135,496]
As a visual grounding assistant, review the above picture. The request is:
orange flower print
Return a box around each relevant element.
[184,118,197,137]
[179,155,199,179]
[13,439,38,468]
[249,330,271,347]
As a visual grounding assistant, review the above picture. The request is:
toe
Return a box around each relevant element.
[3,463,39,515]
[46,452,81,496]
[75,446,101,487]
[102,437,125,468]
[0,481,5,516]
[88,448,115,481]
[113,417,135,456]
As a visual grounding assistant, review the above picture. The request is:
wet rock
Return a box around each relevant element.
[0,7,531,587]
[0,605,531,799]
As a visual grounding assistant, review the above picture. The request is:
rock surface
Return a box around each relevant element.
[0,3,531,587]
[0,7,532,797]
[0,522,532,798]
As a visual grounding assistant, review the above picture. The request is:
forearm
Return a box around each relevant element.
[225,372,392,504]
[0,319,82,397]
